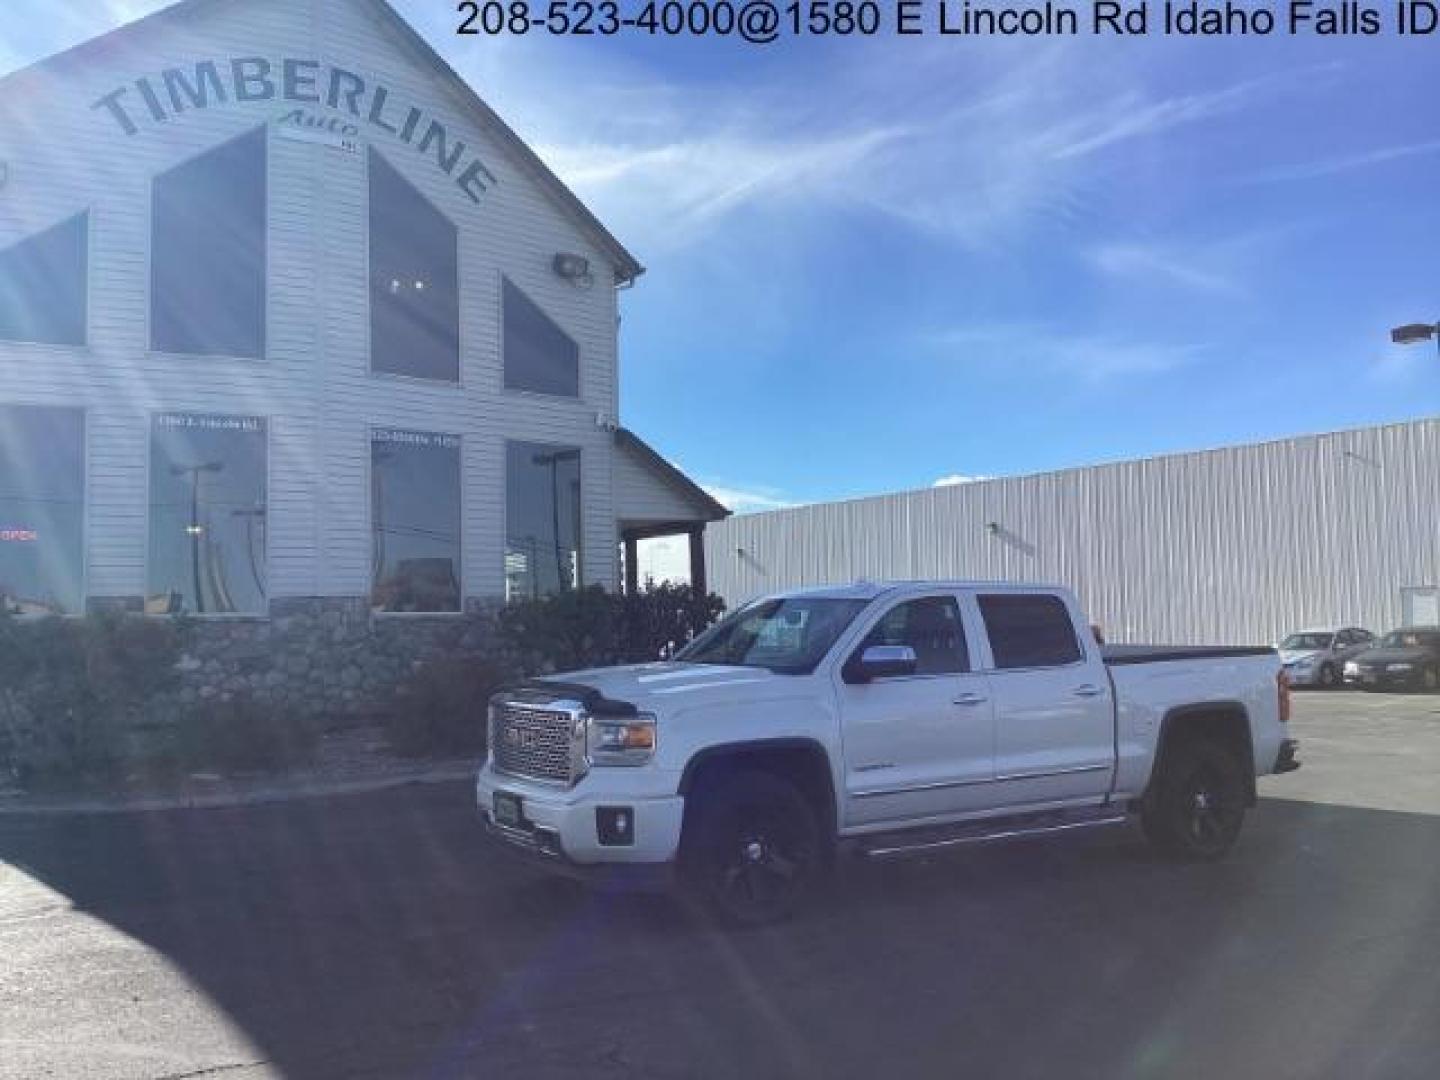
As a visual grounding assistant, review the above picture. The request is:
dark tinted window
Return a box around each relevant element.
[371,429,461,613]
[979,593,1082,669]
[147,414,267,615]
[506,442,581,600]
[503,278,579,397]
[0,213,88,346]
[0,405,85,614]
[369,150,459,382]
[152,128,267,357]
[858,596,968,675]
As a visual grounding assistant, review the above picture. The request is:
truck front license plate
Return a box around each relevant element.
[493,792,524,827]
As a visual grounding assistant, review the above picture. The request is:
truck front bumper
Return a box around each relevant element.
[475,760,686,871]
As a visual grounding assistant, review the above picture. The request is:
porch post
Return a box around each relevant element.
[688,526,708,596]
[624,533,639,595]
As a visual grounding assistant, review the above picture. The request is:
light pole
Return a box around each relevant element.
[172,461,223,613]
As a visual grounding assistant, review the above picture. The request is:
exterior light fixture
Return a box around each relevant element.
[553,252,591,283]
[1390,322,1438,346]
[185,524,204,537]
[986,522,1001,535]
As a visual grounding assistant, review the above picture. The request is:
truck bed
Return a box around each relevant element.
[1102,645,1276,666]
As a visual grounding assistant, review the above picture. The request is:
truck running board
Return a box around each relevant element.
[852,808,1129,860]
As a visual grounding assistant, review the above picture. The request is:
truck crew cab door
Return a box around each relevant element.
[836,593,996,828]
[972,590,1116,809]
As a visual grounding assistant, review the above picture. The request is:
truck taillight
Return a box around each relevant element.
[1277,669,1291,723]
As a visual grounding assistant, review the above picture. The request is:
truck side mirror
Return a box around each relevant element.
[845,645,919,684]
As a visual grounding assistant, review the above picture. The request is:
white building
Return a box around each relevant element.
[0,0,726,625]
[705,418,1440,646]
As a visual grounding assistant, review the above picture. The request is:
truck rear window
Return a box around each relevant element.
[978,593,1083,670]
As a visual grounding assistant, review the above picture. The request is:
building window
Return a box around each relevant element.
[506,441,581,601]
[371,429,461,613]
[0,405,85,615]
[151,127,267,358]
[503,277,578,397]
[147,413,267,615]
[369,150,459,382]
[978,593,1082,670]
[0,213,88,346]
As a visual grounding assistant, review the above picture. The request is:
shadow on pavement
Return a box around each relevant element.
[3,783,1440,1079]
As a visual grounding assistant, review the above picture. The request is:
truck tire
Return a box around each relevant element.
[1141,739,1247,861]
[680,770,822,926]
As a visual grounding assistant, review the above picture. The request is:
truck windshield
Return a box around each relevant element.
[677,597,869,674]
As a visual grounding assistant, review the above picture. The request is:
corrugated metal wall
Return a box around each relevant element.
[704,419,1440,646]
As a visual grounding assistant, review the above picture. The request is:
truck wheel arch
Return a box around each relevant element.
[678,738,838,844]
[1148,702,1258,806]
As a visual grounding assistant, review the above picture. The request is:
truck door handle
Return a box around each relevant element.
[953,693,988,706]
[1073,684,1106,698]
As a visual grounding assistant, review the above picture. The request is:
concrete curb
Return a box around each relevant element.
[0,761,477,817]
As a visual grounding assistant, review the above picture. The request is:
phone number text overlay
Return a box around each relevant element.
[457,1,1440,43]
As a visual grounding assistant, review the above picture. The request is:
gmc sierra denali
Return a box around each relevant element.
[478,581,1299,924]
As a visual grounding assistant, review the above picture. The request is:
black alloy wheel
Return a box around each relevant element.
[1141,740,1247,861]
[683,771,822,926]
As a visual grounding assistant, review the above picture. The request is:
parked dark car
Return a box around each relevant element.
[1343,628,1440,692]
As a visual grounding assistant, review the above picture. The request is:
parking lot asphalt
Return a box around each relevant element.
[2,692,1439,1080]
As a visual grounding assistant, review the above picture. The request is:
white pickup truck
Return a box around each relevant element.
[478,581,1299,924]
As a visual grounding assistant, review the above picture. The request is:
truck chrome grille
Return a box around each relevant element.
[492,704,579,784]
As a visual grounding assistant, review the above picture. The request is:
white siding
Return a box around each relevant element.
[0,0,626,603]
[705,419,1440,646]
[614,441,702,525]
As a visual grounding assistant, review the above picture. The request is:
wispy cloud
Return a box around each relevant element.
[1040,69,1314,162]
[480,40,1336,253]
[702,482,796,514]
[1246,138,1440,184]
[933,474,993,487]
[927,325,1205,383]
[1086,242,1240,296]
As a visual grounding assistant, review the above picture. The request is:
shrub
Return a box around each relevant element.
[618,580,727,664]
[167,696,322,774]
[382,655,514,759]
[0,611,187,787]
[496,581,726,673]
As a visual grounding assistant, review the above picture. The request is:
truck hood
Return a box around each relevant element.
[544,661,786,711]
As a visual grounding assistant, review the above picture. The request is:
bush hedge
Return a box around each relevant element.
[0,611,187,787]
[497,581,726,673]
[381,583,726,758]
[0,583,728,784]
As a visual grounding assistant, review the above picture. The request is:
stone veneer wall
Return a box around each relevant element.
[98,597,509,719]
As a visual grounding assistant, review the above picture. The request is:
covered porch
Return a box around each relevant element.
[614,428,730,594]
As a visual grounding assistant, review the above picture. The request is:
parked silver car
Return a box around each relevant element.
[1279,627,1375,688]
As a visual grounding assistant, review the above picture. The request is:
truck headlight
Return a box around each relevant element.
[1388,663,1414,672]
[586,713,657,767]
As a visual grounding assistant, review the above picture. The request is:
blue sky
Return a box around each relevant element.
[4,2,1438,513]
